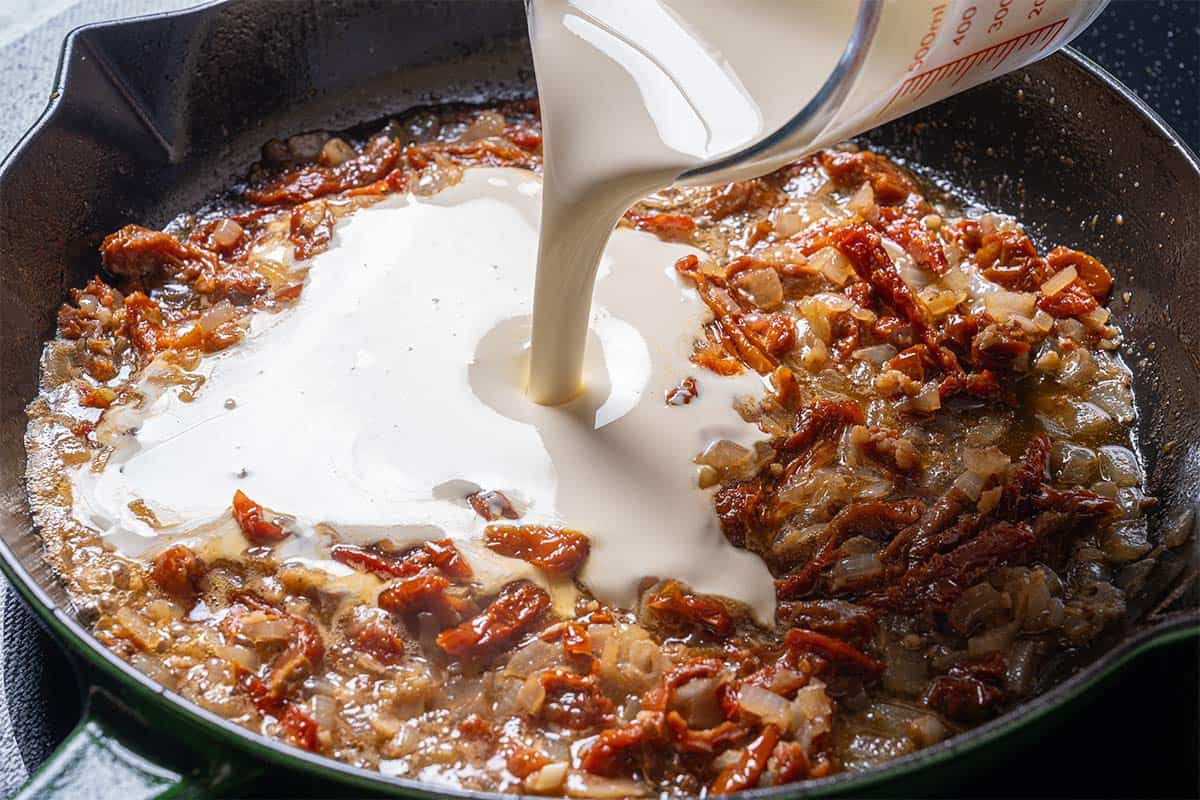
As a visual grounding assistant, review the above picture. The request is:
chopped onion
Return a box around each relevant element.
[771,209,807,239]
[1004,639,1040,695]
[1065,401,1113,437]
[525,763,569,794]
[1089,380,1135,423]
[940,266,970,292]
[672,676,725,729]
[114,608,161,651]
[977,486,1003,514]
[1040,265,1078,297]
[952,470,985,501]
[734,267,783,310]
[1053,443,1097,484]
[813,292,855,313]
[967,620,1019,656]
[1057,348,1097,389]
[504,638,559,678]
[909,381,942,413]
[1101,520,1151,562]
[197,300,237,333]
[847,183,876,216]
[949,583,1010,635]
[830,552,883,590]
[1098,445,1141,487]
[1056,318,1088,341]
[565,772,648,798]
[460,110,506,142]
[211,218,244,248]
[696,439,752,471]
[240,615,292,643]
[312,694,337,733]
[809,246,853,286]
[908,714,946,746]
[319,137,356,167]
[851,344,898,365]
[738,684,792,730]
[1032,309,1055,332]
[921,287,964,316]
[1080,305,1111,330]
[963,446,1010,477]
[516,673,546,714]
[983,289,1037,322]
[214,643,259,671]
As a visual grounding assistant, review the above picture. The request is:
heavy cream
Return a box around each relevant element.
[73,167,777,621]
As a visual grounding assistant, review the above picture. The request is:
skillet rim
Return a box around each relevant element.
[0,3,1197,796]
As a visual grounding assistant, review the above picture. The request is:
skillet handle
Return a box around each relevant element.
[14,687,251,800]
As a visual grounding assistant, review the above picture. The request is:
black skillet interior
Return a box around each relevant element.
[0,0,1196,796]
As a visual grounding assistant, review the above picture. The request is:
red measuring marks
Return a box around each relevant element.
[885,17,1068,111]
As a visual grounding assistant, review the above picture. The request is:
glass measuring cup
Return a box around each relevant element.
[679,0,1110,186]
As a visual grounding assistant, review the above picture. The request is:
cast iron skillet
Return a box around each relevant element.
[0,1,1196,797]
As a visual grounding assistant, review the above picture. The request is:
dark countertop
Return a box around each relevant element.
[0,1,1196,798]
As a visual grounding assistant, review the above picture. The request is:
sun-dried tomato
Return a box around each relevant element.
[541,620,593,657]
[772,501,921,599]
[830,223,928,336]
[225,592,325,697]
[925,674,1004,722]
[580,713,666,775]
[778,400,865,466]
[713,479,766,547]
[868,521,1036,614]
[642,658,726,713]
[332,539,471,580]
[121,292,171,358]
[102,225,213,281]
[102,224,263,299]
[281,704,319,752]
[352,616,407,665]
[1037,282,1098,318]
[457,714,496,740]
[247,136,401,205]
[703,178,781,219]
[467,490,520,521]
[675,255,780,375]
[231,489,287,544]
[879,211,948,274]
[820,151,918,205]
[971,321,1031,371]
[423,538,473,579]
[1003,433,1051,514]
[289,200,335,260]
[975,230,1051,291]
[630,213,697,242]
[331,544,418,578]
[784,629,885,678]
[504,744,552,779]
[377,570,473,623]
[666,376,699,405]
[151,544,206,598]
[646,581,733,637]
[1046,246,1113,300]
[938,370,1001,401]
[538,669,616,729]
[775,599,877,639]
[710,725,779,794]
[771,740,812,784]
[665,713,751,754]
[485,525,590,576]
[436,581,550,658]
